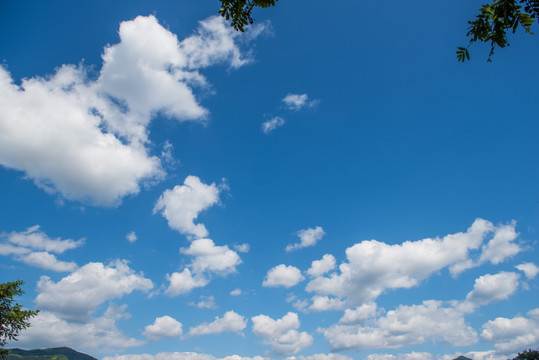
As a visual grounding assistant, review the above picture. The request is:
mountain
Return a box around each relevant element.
[453,356,473,360]
[6,347,97,360]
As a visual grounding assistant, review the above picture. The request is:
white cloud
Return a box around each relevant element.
[263,264,305,288]
[251,312,313,355]
[309,296,347,312]
[478,221,520,264]
[17,304,143,352]
[165,268,209,296]
[35,259,153,321]
[19,251,77,272]
[339,302,378,324]
[144,315,183,341]
[321,300,477,351]
[286,354,353,360]
[282,94,317,111]
[3,225,84,253]
[307,254,336,277]
[153,176,221,239]
[230,288,242,296]
[306,219,515,306]
[190,295,217,309]
[481,309,539,354]
[466,272,520,305]
[286,226,325,252]
[0,15,264,206]
[234,243,250,253]
[126,231,137,243]
[188,311,247,336]
[181,238,241,275]
[103,353,268,360]
[515,262,539,279]
[261,116,285,134]
[365,352,433,360]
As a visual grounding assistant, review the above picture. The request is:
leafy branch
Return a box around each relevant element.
[219,0,278,32]
[457,0,537,61]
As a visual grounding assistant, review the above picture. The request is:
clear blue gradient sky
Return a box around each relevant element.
[1,1,538,360]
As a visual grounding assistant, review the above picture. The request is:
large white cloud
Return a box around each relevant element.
[19,251,78,272]
[17,304,143,352]
[466,272,520,305]
[321,300,477,351]
[153,176,222,239]
[165,268,209,296]
[286,226,325,252]
[188,311,247,336]
[144,315,183,341]
[263,264,305,288]
[35,260,153,321]
[306,219,517,306]
[481,308,539,354]
[0,15,263,206]
[251,312,313,355]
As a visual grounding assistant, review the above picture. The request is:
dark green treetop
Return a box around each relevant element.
[0,281,39,359]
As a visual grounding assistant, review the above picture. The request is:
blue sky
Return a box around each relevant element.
[1,1,539,359]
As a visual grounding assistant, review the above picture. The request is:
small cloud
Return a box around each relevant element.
[126,231,137,243]
[144,315,183,341]
[282,93,318,111]
[189,295,217,309]
[286,226,325,252]
[515,262,539,279]
[263,264,305,288]
[262,116,285,134]
[234,243,250,253]
[230,288,242,296]
[188,311,246,337]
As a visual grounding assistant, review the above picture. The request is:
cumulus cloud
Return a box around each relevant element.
[0,15,264,206]
[165,268,209,296]
[153,176,222,239]
[144,315,183,341]
[306,219,517,306]
[466,272,520,305]
[103,353,268,360]
[309,296,347,312]
[35,260,153,321]
[181,238,241,275]
[338,302,378,324]
[286,226,325,252]
[282,94,317,111]
[321,300,477,351]
[365,353,433,360]
[261,116,285,134]
[263,264,305,288]
[17,304,143,352]
[515,262,539,279]
[0,225,83,272]
[307,254,336,277]
[286,354,353,360]
[481,308,539,354]
[188,311,247,336]
[251,312,313,355]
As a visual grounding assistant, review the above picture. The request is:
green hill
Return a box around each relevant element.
[6,347,96,360]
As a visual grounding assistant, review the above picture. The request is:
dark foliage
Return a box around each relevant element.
[512,349,539,360]
[218,0,277,31]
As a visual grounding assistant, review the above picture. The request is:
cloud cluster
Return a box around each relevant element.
[466,271,520,305]
[18,304,144,352]
[286,226,325,252]
[104,353,267,360]
[251,312,313,355]
[321,300,477,351]
[35,259,153,321]
[306,219,520,307]
[481,308,539,354]
[188,311,247,336]
[0,15,263,206]
[0,225,83,272]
